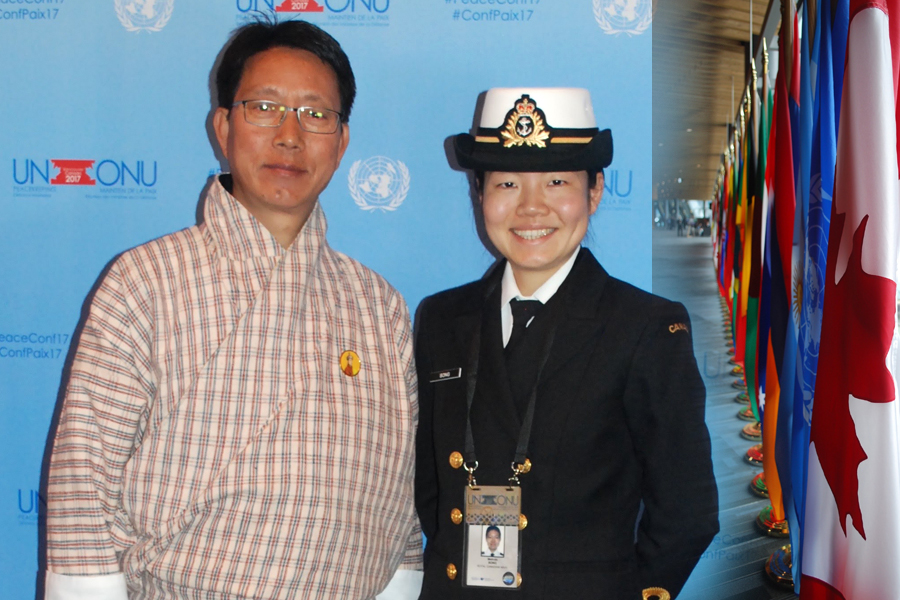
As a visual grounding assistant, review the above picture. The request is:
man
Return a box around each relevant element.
[45,20,422,600]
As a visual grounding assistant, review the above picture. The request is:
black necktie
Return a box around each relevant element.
[506,299,542,355]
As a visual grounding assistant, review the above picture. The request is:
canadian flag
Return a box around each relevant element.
[800,1,900,599]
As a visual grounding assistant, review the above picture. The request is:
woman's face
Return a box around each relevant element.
[481,170,603,294]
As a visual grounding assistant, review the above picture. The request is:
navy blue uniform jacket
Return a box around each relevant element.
[414,249,718,599]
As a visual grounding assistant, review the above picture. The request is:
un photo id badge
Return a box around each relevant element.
[463,485,522,590]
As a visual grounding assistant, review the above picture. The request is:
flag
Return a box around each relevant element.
[757,75,776,411]
[735,107,752,365]
[792,0,840,589]
[716,173,727,297]
[761,6,798,529]
[722,151,736,309]
[764,0,799,532]
[732,124,747,359]
[800,1,900,597]
[746,59,770,424]
[832,0,849,128]
[778,0,817,586]
[773,5,809,552]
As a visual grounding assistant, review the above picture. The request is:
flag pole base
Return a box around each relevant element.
[734,391,750,403]
[741,421,762,441]
[726,347,735,355]
[749,472,768,498]
[737,406,756,421]
[764,545,794,590]
[730,365,745,376]
[744,443,763,466]
[756,505,790,538]
[732,379,747,390]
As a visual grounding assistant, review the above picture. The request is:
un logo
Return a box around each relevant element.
[347,156,410,212]
[115,0,174,33]
[593,0,652,35]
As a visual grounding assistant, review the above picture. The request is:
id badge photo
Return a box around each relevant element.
[462,485,522,590]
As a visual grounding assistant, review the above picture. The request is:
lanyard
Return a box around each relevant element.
[463,315,557,487]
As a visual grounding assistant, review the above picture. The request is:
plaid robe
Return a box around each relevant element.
[47,177,421,599]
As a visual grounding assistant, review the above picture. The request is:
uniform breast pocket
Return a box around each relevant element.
[431,368,467,414]
[429,368,468,455]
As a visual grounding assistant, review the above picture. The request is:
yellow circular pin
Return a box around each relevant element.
[340,350,361,377]
[518,513,528,530]
[446,563,458,580]
[449,451,464,469]
[516,573,522,587]
[450,508,463,525]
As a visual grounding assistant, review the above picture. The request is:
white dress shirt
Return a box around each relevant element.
[500,248,581,347]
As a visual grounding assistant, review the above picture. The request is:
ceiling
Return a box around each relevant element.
[652,0,779,202]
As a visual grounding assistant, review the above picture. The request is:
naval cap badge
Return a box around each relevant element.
[501,95,551,149]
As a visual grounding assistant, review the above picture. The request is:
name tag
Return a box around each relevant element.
[429,368,462,383]
[463,485,522,589]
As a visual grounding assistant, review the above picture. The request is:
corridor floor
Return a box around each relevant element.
[651,226,798,600]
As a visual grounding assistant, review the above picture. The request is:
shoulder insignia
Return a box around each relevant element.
[668,323,689,334]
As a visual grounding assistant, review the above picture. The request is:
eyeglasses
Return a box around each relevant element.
[232,100,343,134]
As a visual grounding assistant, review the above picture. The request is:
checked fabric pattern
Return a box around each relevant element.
[47,178,422,599]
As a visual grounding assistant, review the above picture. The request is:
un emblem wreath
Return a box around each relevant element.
[115,0,175,33]
[348,156,410,212]
[593,0,653,36]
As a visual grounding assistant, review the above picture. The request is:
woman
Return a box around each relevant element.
[414,88,718,600]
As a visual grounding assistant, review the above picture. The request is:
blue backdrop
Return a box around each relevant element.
[0,1,651,597]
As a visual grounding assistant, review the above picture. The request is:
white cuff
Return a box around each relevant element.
[375,568,424,600]
[45,571,128,600]
[45,567,420,600]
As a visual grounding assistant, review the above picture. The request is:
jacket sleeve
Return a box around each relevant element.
[622,301,719,597]
[412,297,439,542]
[46,259,153,580]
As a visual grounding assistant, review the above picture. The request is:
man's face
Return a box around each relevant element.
[481,171,603,287]
[213,46,349,223]
[486,528,501,552]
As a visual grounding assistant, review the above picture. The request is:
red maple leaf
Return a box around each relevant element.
[811,213,897,540]
[800,574,848,600]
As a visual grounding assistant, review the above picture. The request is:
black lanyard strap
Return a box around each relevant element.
[463,315,556,487]
[463,323,482,472]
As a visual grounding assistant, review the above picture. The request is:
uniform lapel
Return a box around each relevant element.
[540,249,611,383]
[516,250,613,480]
[448,260,502,361]
[459,263,522,448]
